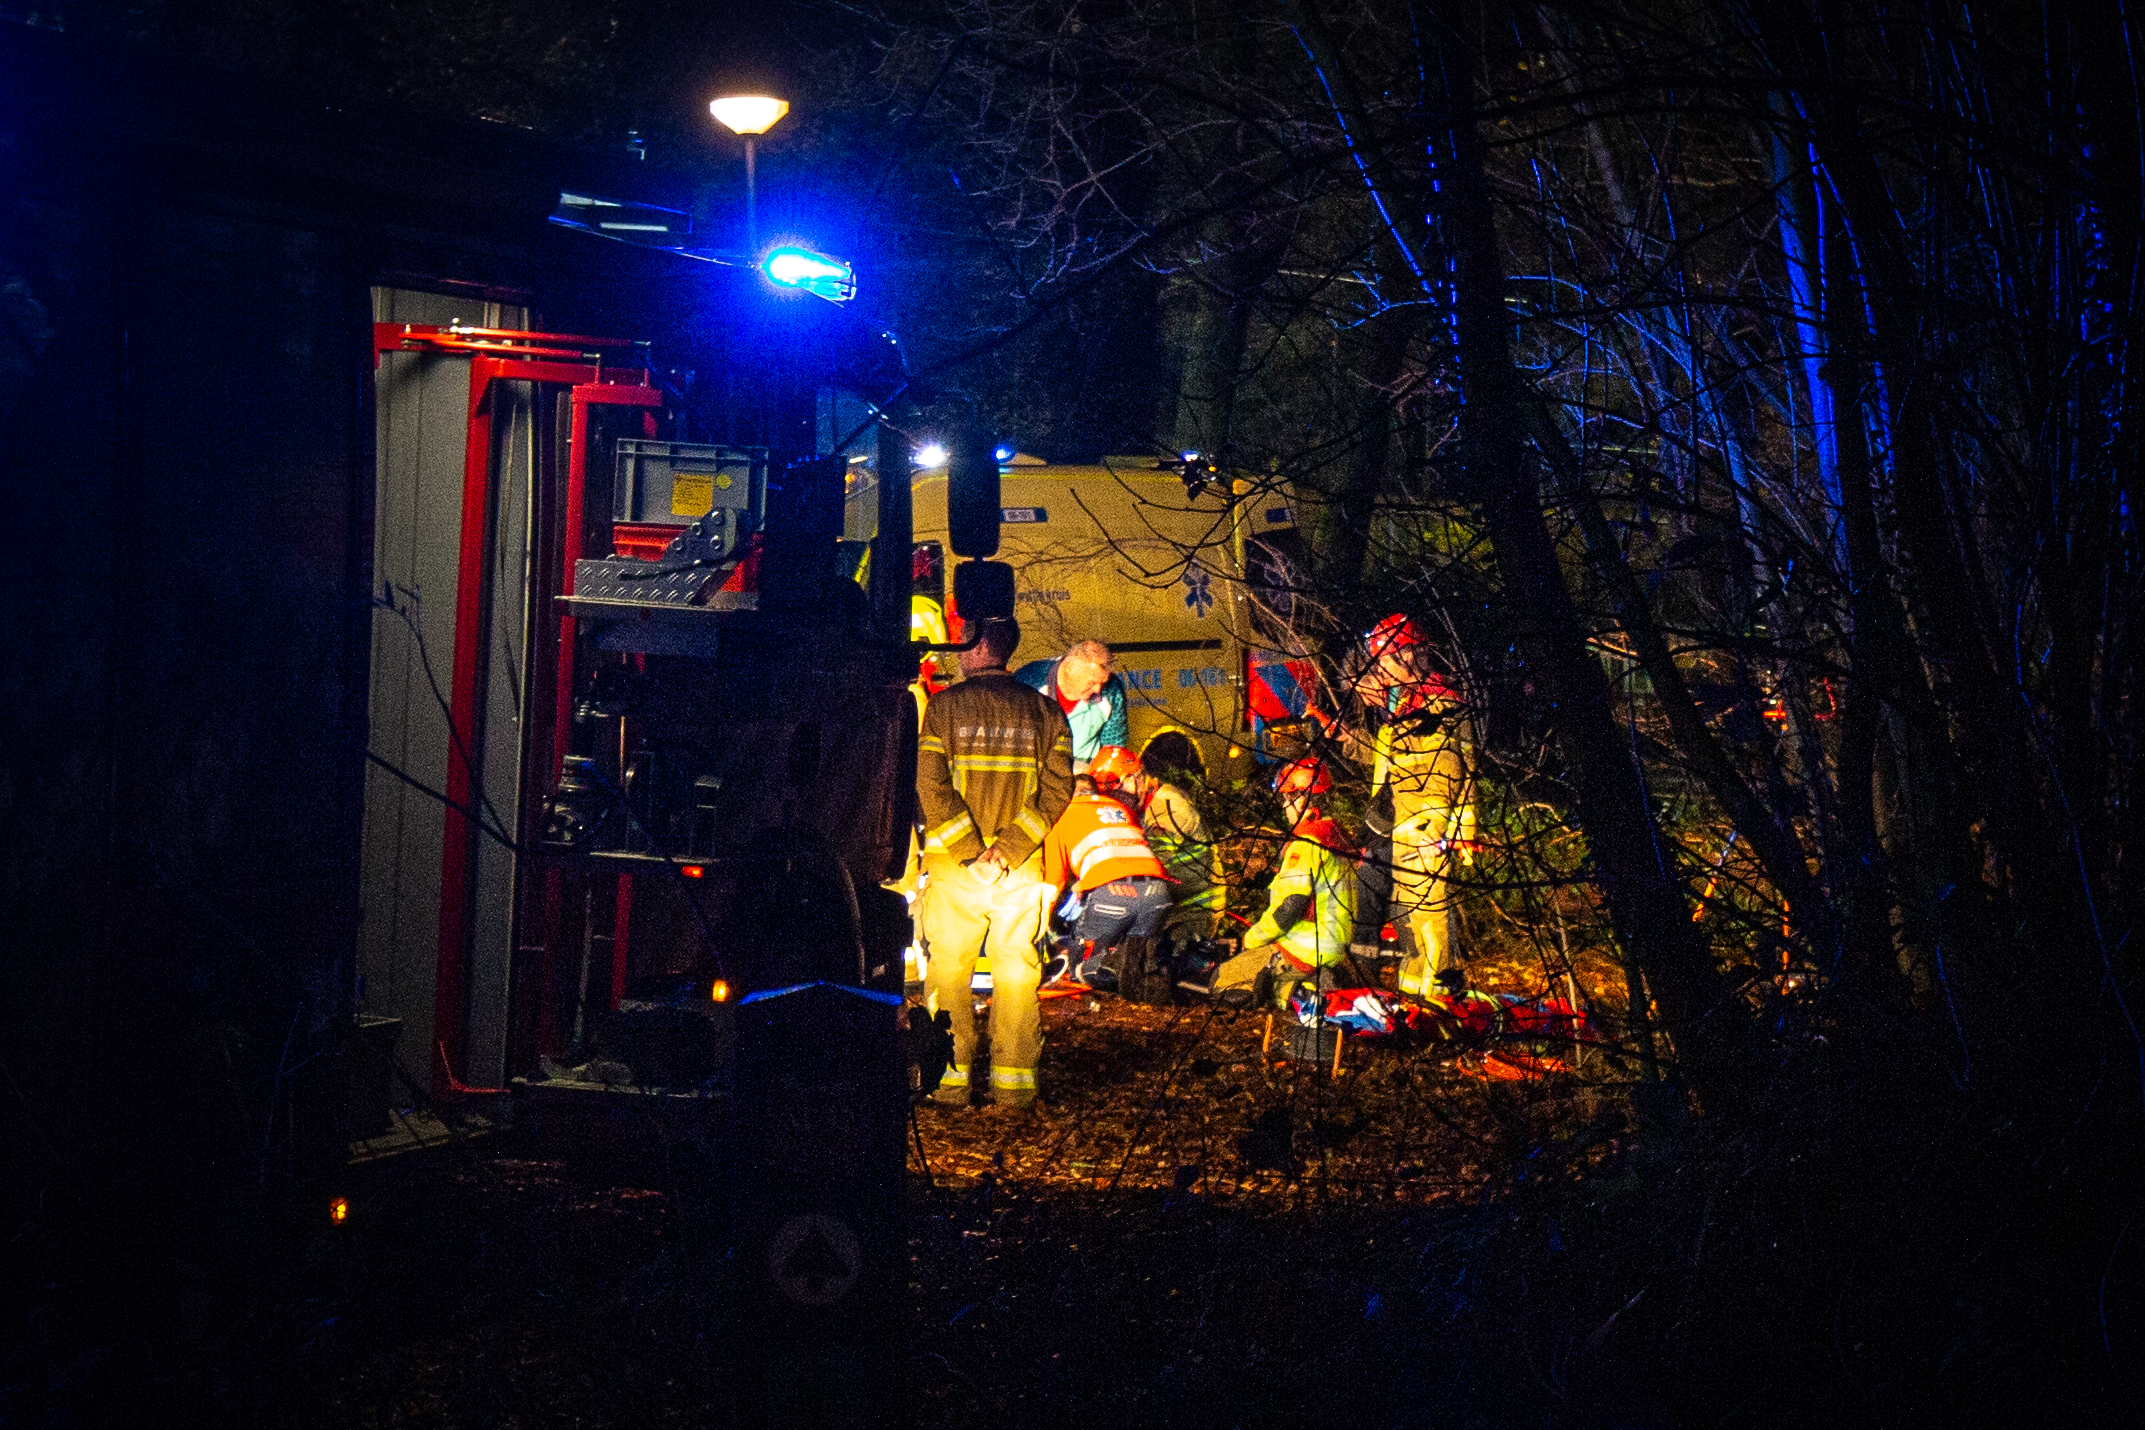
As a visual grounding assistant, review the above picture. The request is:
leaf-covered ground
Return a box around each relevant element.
[20,951,2125,1428]
[913,980,1617,1202]
[245,963,1642,1429]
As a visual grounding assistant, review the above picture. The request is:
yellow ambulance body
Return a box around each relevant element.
[848,455,1302,990]
[899,456,1270,780]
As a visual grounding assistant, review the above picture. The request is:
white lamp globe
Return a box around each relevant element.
[709,96,789,136]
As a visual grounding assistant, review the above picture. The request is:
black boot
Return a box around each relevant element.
[1084,940,1119,992]
[1120,935,1175,1006]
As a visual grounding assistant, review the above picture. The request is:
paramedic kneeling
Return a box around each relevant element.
[1210,758,1356,1006]
[1042,775,1173,988]
[1088,744,1225,944]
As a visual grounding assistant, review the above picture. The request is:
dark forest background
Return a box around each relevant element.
[6,0,2143,1422]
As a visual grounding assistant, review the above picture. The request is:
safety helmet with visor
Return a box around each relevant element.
[1363,612,1425,659]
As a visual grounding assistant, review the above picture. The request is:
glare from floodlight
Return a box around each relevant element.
[914,443,948,468]
[710,95,789,135]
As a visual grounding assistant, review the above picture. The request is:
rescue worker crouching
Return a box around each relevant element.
[916,617,1075,1109]
[1088,744,1225,945]
[1041,774,1173,993]
[1208,758,1356,1007]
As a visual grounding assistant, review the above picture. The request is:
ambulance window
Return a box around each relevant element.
[1244,531,1309,627]
[912,541,945,603]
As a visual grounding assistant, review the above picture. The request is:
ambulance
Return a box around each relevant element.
[844,449,1318,989]
[852,452,1307,783]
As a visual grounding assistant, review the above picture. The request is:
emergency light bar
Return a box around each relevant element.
[763,246,856,303]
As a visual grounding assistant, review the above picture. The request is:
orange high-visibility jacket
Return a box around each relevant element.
[1043,792,1171,894]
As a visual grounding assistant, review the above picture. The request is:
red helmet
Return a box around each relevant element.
[1088,745,1143,789]
[1273,757,1332,799]
[1364,612,1425,659]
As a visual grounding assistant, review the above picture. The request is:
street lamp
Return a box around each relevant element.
[709,94,789,256]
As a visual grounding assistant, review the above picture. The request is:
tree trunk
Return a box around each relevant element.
[1426,16,1727,1086]
[1556,96,1842,972]
[1296,308,1413,594]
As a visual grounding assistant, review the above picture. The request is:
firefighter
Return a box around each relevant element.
[916,616,1076,1109]
[1351,614,1475,1000]
[1041,774,1173,988]
[1014,638,1128,770]
[1088,744,1225,943]
[909,540,959,702]
[1208,758,1356,1005]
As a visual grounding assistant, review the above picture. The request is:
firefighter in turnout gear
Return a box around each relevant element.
[916,617,1075,1108]
[1209,758,1356,1004]
[1088,745,1225,943]
[1041,775,1172,988]
[1352,614,1475,1000]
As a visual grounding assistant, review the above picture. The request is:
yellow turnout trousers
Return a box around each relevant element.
[1381,724,1474,1000]
[919,854,1052,1102]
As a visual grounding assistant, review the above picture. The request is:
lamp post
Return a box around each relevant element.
[709,94,789,257]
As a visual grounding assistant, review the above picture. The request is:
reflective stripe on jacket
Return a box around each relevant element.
[1369,685,1468,791]
[1368,685,1475,848]
[917,671,1075,867]
[1241,811,1356,968]
[1139,781,1225,912]
[1043,792,1169,893]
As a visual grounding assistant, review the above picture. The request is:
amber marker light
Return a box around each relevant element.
[329,1196,349,1225]
[711,979,731,1003]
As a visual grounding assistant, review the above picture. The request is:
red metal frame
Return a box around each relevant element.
[409,327,660,1096]
[374,322,646,365]
[552,383,663,785]
[610,873,636,1010]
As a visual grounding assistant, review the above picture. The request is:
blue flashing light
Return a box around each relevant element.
[763,246,856,303]
[994,446,1015,463]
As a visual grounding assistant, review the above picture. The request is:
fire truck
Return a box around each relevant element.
[5,24,986,1424]
[358,302,1009,1424]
